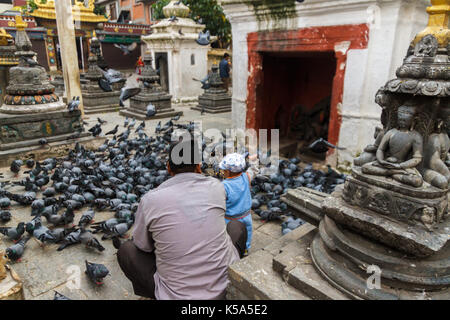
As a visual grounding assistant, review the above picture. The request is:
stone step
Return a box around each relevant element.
[191,106,231,114]
[226,223,317,300]
[226,249,310,300]
[120,109,183,121]
[272,228,350,300]
[281,187,328,227]
[84,105,122,115]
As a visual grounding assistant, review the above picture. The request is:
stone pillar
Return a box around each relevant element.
[54,0,84,116]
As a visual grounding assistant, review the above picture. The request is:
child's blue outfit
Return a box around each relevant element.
[223,172,253,250]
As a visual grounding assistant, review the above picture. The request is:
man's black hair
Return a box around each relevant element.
[168,134,202,174]
[223,53,230,58]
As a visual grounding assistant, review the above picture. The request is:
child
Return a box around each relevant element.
[219,153,259,255]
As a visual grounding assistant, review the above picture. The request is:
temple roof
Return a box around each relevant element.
[28,0,108,23]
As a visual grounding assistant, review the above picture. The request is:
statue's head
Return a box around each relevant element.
[397,103,417,129]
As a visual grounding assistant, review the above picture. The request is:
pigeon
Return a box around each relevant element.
[49,227,76,243]
[78,209,95,227]
[146,103,156,118]
[98,78,113,92]
[101,220,133,240]
[168,16,178,22]
[80,229,105,252]
[54,291,71,300]
[10,160,23,176]
[57,229,81,251]
[0,222,25,242]
[32,225,57,244]
[97,117,107,125]
[39,138,48,146]
[114,42,138,55]
[196,30,211,46]
[0,211,11,223]
[42,208,74,227]
[6,236,30,261]
[20,56,44,68]
[88,123,102,137]
[306,138,345,154]
[85,260,110,285]
[123,117,129,127]
[0,197,11,209]
[119,87,141,107]
[26,159,35,169]
[105,125,119,136]
[67,97,80,112]
[90,218,120,234]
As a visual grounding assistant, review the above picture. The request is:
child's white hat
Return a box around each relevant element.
[219,153,246,173]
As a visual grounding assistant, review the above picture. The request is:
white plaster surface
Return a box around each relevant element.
[222,0,429,166]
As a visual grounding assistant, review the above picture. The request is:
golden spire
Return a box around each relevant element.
[15,15,28,31]
[413,0,449,47]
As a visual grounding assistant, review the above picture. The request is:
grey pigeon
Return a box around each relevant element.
[6,236,30,261]
[80,229,105,252]
[57,229,81,251]
[0,222,25,242]
[85,260,110,285]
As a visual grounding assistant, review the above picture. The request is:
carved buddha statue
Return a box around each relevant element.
[362,103,424,188]
[423,115,450,190]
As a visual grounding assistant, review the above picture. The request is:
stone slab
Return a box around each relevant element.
[120,109,183,121]
[191,105,232,114]
[271,227,350,300]
[226,249,310,300]
[264,223,317,256]
[281,187,328,227]
[287,264,350,300]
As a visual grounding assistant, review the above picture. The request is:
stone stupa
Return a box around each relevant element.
[0,15,87,165]
[192,64,231,114]
[81,33,125,114]
[120,54,182,120]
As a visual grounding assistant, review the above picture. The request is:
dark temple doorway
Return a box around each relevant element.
[258,51,337,161]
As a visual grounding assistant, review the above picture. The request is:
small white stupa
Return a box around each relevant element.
[142,0,214,103]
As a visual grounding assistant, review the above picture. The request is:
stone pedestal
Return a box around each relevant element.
[120,54,182,120]
[191,65,231,114]
[82,81,123,115]
[81,35,125,115]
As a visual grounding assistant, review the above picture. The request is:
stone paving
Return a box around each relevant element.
[0,103,285,300]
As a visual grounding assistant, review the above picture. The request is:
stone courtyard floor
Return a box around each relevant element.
[0,104,285,300]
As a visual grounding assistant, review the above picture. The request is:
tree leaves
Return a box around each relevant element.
[151,0,231,48]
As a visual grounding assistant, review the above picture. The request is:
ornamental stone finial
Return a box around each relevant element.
[163,0,190,19]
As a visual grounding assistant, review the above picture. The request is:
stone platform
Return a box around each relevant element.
[280,186,450,300]
[120,93,182,121]
[82,88,122,115]
[226,222,350,300]
[0,109,100,166]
